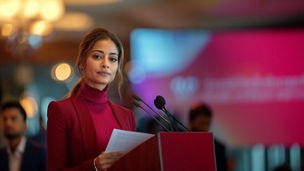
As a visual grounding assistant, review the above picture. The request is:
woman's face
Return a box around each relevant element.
[83,39,119,90]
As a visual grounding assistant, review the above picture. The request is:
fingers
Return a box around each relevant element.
[99,152,122,159]
[96,152,123,170]
[99,156,119,165]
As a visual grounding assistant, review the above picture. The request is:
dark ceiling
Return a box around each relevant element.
[1,0,304,64]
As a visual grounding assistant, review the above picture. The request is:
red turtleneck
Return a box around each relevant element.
[79,83,121,151]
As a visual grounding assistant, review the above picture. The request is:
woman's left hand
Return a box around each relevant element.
[94,151,123,170]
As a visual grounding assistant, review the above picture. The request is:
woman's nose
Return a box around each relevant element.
[101,57,109,68]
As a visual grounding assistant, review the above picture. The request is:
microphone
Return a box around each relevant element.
[154,96,166,110]
[133,101,170,132]
[154,96,190,132]
[133,94,174,131]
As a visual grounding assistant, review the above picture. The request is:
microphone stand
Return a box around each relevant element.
[133,101,170,132]
[162,107,190,132]
[133,95,174,131]
[154,95,190,132]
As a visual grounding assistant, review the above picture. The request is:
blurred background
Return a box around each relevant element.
[0,0,304,171]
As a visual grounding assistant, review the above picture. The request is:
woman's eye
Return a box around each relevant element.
[110,57,118,62]
[93,54,102,59]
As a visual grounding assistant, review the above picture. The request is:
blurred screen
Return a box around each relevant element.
[130,29,304,146]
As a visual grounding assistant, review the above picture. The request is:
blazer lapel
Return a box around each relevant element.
[72,94,99,159]
[109,101,126,130]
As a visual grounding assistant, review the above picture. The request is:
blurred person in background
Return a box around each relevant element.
[0,82,4,149]
[0,101,46,171]
[188,102,227,171]
[0,119,6,148]
[273,163,292,171]
[47,27,136,171]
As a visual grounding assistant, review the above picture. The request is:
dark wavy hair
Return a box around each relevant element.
[0,101,27,122]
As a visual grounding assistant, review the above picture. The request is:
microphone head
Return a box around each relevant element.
[133,94,142,102]
[154,95,166,109]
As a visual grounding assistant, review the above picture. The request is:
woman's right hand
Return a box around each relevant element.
[94,151,123,171]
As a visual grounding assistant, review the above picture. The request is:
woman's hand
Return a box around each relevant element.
[94,151,123,171]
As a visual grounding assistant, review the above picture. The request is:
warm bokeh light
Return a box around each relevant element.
[0,0,21,19]
[0,0,66,56]
[1,23,15,37]
[40,0,65,21]
[20,96,38,118]
[52,63,73,82]
[65,0,121,5]
[53,12,94,31]
[22,0,40,19]
[30,20,52,36]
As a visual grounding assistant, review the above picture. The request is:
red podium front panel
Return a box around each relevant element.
[111,132,216,171]
[158,132,216,171]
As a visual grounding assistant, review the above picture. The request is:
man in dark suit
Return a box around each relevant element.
[189,103,227,171]
[0,125,6,148]
[0,101,46,171]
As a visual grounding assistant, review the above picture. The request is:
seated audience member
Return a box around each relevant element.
[189,103,227,171]
[0,101,46,171]
[0,122,6,148]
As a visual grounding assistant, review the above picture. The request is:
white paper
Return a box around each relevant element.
[105,129,154,158]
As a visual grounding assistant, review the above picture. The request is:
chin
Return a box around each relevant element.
[97,81,110,85]
[91,81,109,87]
[4,133,21,140]
[91,78,108,84]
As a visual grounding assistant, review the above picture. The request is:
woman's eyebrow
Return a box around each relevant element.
[91,50,104,54]
[91,50,118,56]
[109,52,118,56]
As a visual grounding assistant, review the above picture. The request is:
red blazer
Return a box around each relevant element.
[46,92,136,171]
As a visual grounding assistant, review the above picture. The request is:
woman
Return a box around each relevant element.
[47,27,136,171]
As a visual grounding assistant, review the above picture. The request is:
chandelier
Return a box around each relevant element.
[0,0,65,57]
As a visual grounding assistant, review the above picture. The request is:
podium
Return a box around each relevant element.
[110,132,216,171]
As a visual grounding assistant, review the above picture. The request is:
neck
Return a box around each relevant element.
[85,80,107,91]
[8,136,22,151]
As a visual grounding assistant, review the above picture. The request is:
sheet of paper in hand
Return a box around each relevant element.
[105,129,154,158]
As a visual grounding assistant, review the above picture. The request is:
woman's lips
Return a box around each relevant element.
[97,71,110,76]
